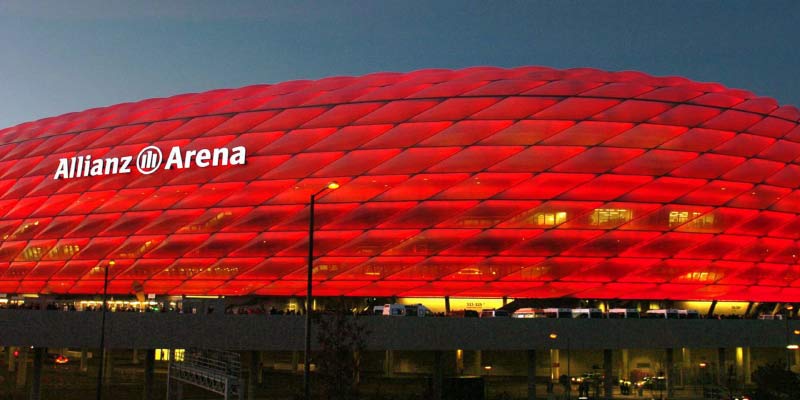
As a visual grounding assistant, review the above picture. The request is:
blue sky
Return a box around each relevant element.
[1,1,798,129]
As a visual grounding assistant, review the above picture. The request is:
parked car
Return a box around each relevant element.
[608,308,640,319]
[480,309,510,317]
[512,308,544,318]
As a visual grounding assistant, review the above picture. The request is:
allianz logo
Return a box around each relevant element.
[54,145,247,180]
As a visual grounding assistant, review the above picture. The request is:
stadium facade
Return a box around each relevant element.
[1,66,799,301]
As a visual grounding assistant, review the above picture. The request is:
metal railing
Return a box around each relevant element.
[167,348,243,400]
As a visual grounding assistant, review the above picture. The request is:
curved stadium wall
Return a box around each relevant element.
[1,66,799,301]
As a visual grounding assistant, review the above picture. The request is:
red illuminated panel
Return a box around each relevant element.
[622,233,714,258]
[333,256,426,281]
[551,147,644,173]
[1,66,798,300]
[541,122,633,146]
[418,120,513,146]
[478,120,573,146]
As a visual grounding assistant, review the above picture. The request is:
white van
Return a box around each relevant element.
[512,308,543,318]
[382,303,431,317]
[571,308,604,319]
[678,309,701,319]
[372,305,385,315]
[607,308,640,319]
[543,308,573,318]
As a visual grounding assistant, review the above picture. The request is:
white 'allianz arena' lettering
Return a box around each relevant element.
[164,146,246,169]
[53,145,247,180]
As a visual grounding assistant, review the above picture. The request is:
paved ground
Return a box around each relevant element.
[0,356,746,400]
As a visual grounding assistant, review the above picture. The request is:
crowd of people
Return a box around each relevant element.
[0,301,184,313]
[0,300,793,320]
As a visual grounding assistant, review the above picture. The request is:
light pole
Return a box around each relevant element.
[567,336,571,400]
[304,181,339,400]
[550,332,571,400]
[699,362,707,398]
[785,305,794,371]
[96,259,114,400]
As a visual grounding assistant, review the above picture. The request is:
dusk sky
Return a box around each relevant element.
[1,1,798,129]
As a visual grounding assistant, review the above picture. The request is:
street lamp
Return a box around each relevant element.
[550,332,571,400]
[787,314,800,372]
[699,362,707,397]
[304,181,339,400]
[785,305,795,371]
[96,259,114,400]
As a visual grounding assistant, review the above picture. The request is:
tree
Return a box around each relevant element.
[753,361,800,400]
[315,311,369,400]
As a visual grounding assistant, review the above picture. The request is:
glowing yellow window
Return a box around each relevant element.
[669,211,714,228]
[534,211,567,226]
[591,208,632,226]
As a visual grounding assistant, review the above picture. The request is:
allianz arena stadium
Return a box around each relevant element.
[1,66,799,301]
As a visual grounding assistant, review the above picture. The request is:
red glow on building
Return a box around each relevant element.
[1,66,799,300]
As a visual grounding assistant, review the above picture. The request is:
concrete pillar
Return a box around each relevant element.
[550,349,560,380]
[473,350,482,375]
[502,296,508,306]
[432,351,443,400]
[681,348,691,386]
[444,296,450,315]
[743,347,752,384]
[16,346,28,388]
[248,351,259,400]
[455,349,464,375]
[80,348,89,373]
[527,350,537,400]
[143,349,155,400]
[29,347,44,400]
[795,347,800,373]
[620,349,629,381]
[104,349,113,384]
[384,350,394,377]
[735,347,744,382]
[291,351,300,374]
[259,351,266,384]
[666,348,674,399]
[7,347,15,372]
[604,349,613,400]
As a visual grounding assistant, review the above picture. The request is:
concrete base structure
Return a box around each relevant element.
[29,347,43,400]
[143,349,155,400]
[2,311,800,399]
[526,350,536,400]
[1,345,796,400]
[16,347,27,388]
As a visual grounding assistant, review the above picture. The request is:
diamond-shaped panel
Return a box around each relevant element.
[1,66,799,300]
